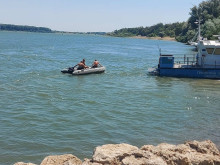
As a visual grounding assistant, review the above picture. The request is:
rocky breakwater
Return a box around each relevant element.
[14,140,220,165]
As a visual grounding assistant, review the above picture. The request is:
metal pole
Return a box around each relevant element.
[198,18,201,40]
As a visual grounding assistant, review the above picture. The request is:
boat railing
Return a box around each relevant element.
[174,54,197,66]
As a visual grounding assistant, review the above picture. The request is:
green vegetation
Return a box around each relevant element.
[108,22,184,38]
[0,24,107,35]
[0,24,52,33]
[108,0,220,43]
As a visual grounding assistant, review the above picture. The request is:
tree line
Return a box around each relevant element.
[108,0,220,43]
[0,24,107,35]
[0,24,53,33]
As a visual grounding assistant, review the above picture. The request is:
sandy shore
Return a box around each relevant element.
[131,36,176,41]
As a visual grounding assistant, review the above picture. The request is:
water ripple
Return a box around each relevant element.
[0,32,220,165]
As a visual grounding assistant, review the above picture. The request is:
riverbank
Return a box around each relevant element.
[14,140,220,165]
[131,35,176,41]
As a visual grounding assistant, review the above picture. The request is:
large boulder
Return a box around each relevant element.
[92,143,139,164]
[141,140,220,165]
[40,154,82,165]
[185,140,220,155]
[89,143,167,165]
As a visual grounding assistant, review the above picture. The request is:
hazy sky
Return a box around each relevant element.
[0,0,203,32]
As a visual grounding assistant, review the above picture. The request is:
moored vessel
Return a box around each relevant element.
[148,37,220,79]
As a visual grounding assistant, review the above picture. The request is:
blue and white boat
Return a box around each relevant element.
[148,37,220,79]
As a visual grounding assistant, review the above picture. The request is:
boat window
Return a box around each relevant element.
[206,48,214,54]
[214,48,220,55]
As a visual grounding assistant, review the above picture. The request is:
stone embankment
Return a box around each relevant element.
[14,140,220,165]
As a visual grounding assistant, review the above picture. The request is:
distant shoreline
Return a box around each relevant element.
[0,29,176,41]
[130,35,176,41]
[0,23,107,35]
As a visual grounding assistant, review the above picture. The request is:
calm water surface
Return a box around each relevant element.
[0,31,220,165]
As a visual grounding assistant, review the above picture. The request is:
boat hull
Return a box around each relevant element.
[159,68,220,79]
[61,66,105,75]
[72,66,105,75]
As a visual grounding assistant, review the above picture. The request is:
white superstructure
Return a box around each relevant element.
[197,39,220,68]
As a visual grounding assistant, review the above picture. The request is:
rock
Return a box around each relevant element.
[14,140,220,165]
[141,140,220,165]
[14,163,37,165]
[92,143,139,164]
[40,154,82,165]
[185,140,220,155]
[90,143,167,165]
[82,158,102,165]
[121,154,167,165]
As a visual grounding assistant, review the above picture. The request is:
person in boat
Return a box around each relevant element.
[77,59,89,70]
[92,59,100,68]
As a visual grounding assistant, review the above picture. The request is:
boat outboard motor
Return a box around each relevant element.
[61,67,75,74]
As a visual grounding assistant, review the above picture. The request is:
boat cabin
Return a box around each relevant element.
[159,55,174,68]
[197,40,220,68]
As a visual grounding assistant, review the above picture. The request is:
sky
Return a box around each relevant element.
[0,0,204,32]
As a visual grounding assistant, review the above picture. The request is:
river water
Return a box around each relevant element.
[0,31,219,165]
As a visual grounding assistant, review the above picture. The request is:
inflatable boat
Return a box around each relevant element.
[61,66,105,75]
